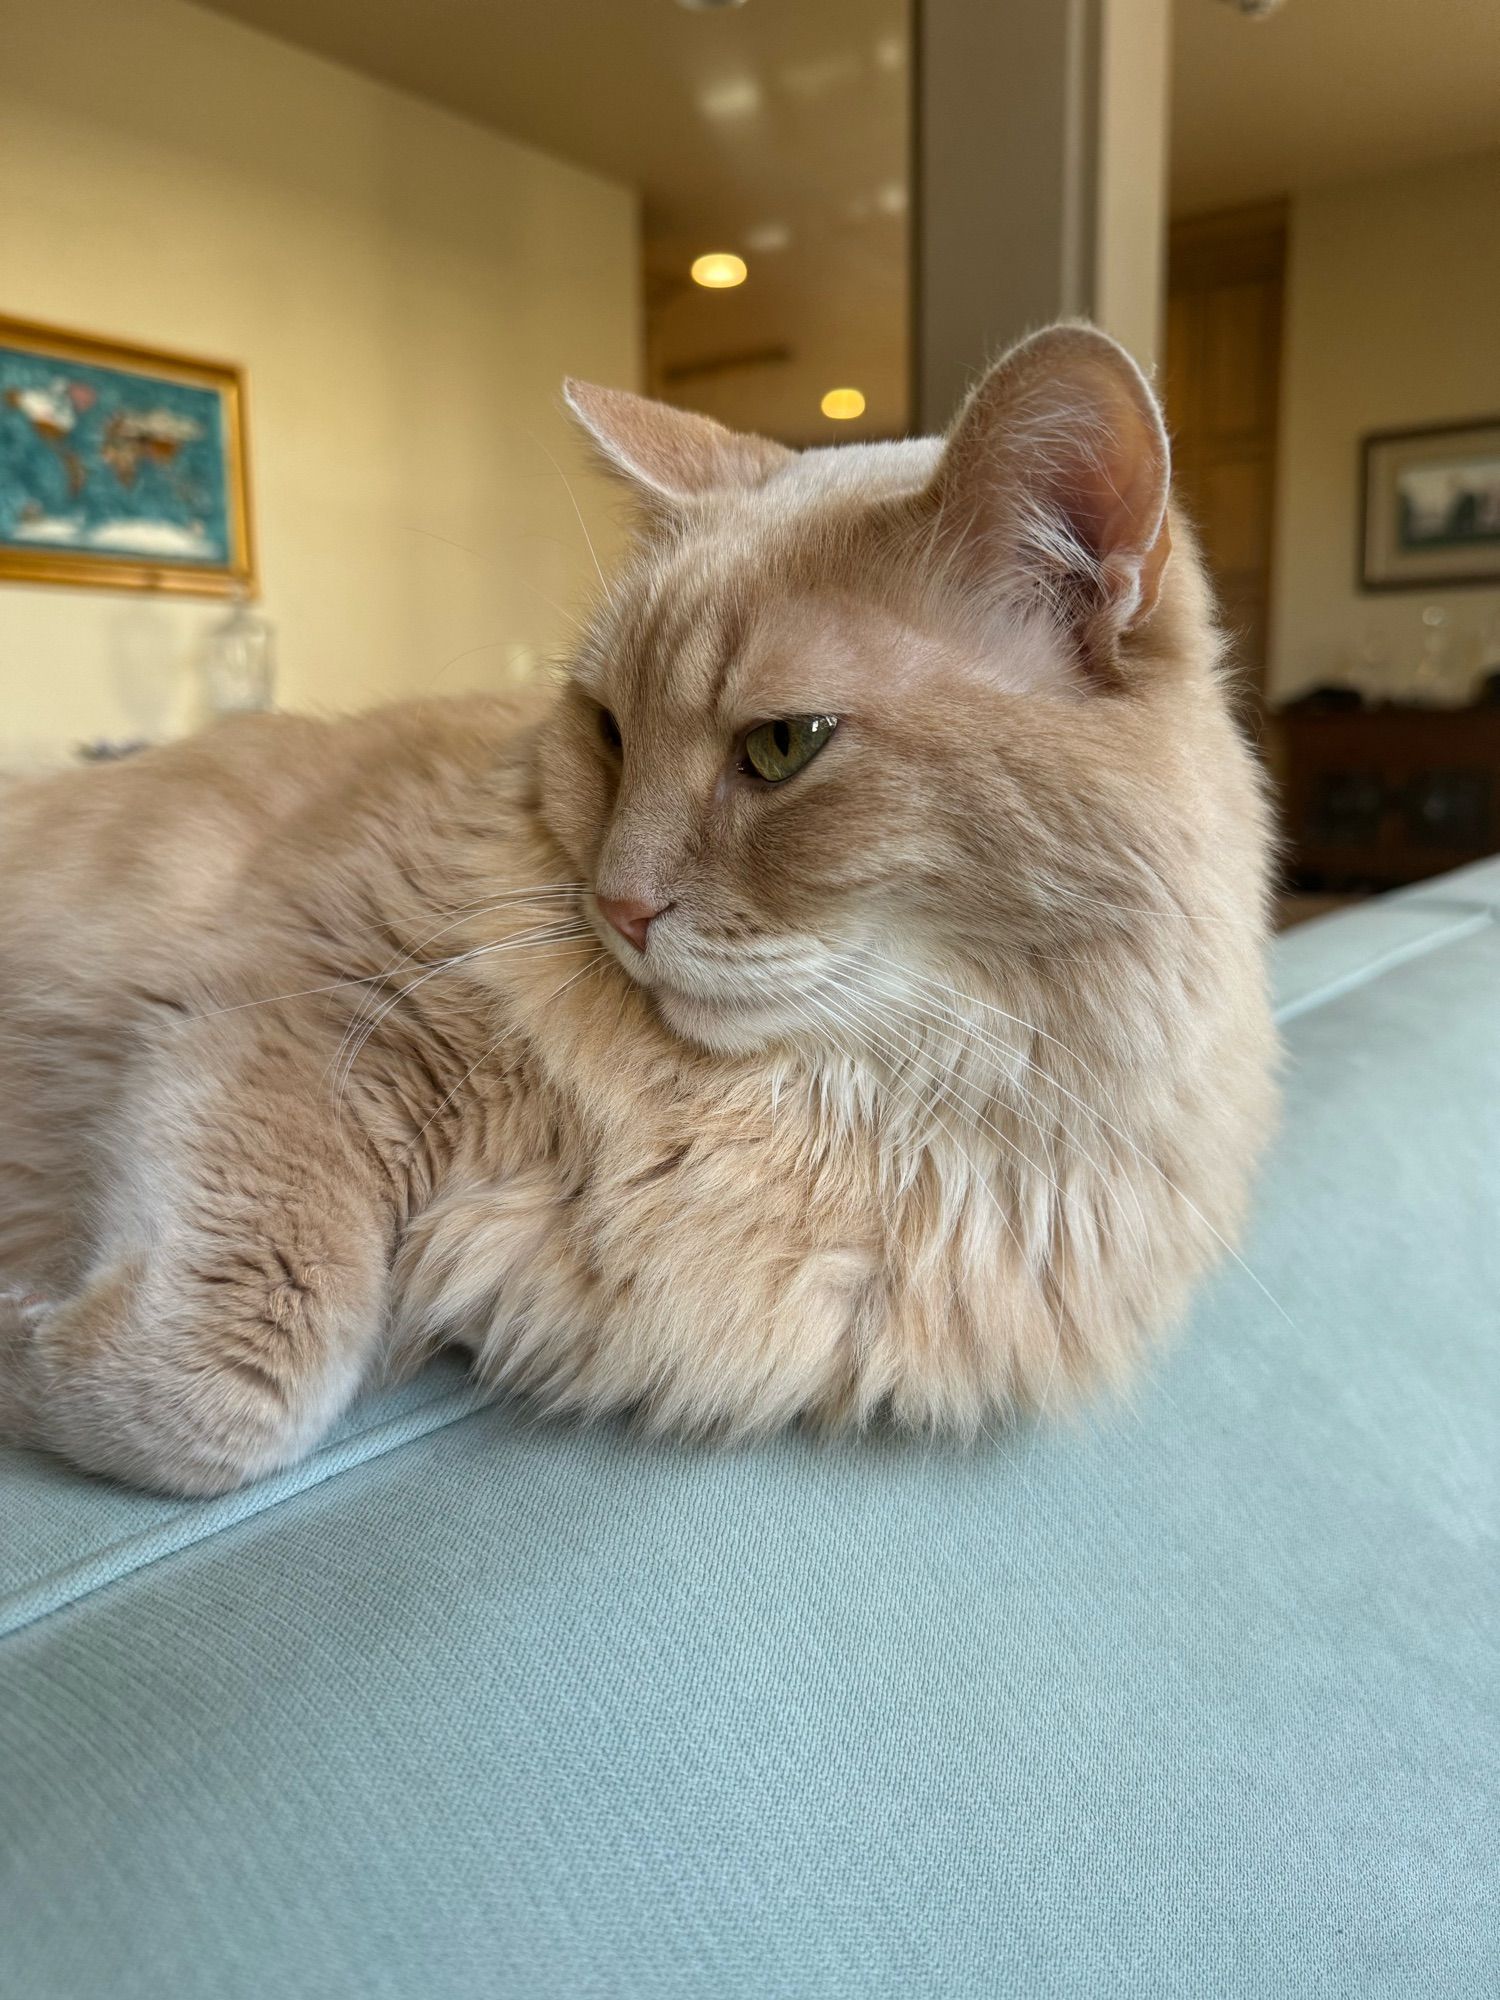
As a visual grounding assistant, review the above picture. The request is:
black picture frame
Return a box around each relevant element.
[1359,416,1500,593]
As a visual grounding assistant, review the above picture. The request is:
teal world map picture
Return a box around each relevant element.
[0,316,253,595]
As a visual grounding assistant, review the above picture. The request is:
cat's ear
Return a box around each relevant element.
[563,380,793,506]
[929,323,1172,640]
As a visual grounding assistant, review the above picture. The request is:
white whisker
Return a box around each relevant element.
[866,975,1157,1284]
[523,427,608,597]
[803,987,1032,1272]
[327,891,584,1090]
[330,923,594,1122]
[194,886,586,1021]
[398,948,606,1160]
[853,948,1295,1333]
[814,977,1079,1419]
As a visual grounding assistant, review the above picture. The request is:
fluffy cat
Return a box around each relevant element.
[0,325,1276,1495]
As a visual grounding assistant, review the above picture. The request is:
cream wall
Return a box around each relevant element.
[0,0,640,763]
[1269,151,1500,702]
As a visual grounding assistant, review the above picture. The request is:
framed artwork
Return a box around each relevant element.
[1360,416,1500,592]
[0,313,254,596]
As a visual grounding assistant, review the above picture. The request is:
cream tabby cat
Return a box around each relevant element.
[0,325,1275,1495]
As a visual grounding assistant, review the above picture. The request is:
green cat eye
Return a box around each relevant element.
[741,714,838,784]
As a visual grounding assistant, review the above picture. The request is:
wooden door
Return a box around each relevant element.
[1165,205,1286,711]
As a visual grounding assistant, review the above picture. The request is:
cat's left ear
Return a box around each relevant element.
[930,323,1172,640]
[563,380,793,506]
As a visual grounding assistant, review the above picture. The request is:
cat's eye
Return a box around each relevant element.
[598,706,622,752]
[741,714,838,784]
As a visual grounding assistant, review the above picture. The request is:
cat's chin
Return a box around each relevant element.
[652,986,802,1056]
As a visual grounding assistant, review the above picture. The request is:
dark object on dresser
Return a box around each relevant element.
[1281,685,1366,714]
[1277,702,1500,891]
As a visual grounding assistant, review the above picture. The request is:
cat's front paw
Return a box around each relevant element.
[0,1284,55,1330]
[0,1285,54,1440]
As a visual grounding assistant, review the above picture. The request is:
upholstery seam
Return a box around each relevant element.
[1273,902,1495,1026]
[0,1381,494,1643]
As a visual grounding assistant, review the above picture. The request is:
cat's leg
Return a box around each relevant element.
[0,1285,55,1442]
[10,1035,395,1496]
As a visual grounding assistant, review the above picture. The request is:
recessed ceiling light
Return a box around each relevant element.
[691,252,748,289]
[821,388,866,421]
[699,77,761,119]
[743,221,792,254]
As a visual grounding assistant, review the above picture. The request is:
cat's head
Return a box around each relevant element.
[540,324,1210,1056]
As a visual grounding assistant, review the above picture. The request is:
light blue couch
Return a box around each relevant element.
[3,863,1497,1998]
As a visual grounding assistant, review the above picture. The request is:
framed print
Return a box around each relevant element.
[1360,417,1500,592]
[0,313,255,597]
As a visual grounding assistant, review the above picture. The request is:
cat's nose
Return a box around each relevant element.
[596,894,670,953]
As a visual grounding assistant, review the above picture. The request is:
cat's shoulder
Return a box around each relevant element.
[181,688,551,769]
[333,690,552,777]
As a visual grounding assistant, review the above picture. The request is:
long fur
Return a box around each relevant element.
[0,326,1276,1494]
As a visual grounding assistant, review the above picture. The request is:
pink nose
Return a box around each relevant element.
[596,894,668,953]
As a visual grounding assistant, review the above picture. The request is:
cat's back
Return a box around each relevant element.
[0,693,544,988]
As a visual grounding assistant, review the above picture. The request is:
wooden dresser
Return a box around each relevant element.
[1275,702,1500,890]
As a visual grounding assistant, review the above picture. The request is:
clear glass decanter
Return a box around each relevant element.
[202,589,277,717]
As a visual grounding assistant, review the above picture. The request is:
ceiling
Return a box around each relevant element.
[195,0,1499,440]
[195,0,910,443]
[1170,0,1500,216]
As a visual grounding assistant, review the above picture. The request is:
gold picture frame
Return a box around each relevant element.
[0,312,255,597]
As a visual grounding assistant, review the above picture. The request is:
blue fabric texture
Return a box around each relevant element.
[1,867,1496,1999]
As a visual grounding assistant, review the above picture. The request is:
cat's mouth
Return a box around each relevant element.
[588,901,837,1052]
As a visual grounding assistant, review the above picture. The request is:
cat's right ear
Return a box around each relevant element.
[927,324,1173,649]
[563,381,793,508]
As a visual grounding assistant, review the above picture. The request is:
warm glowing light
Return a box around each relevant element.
[820,387,866,421]
[699,77,761,120]
[691,252,748,289]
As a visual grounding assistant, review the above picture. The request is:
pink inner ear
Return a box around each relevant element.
[1069,395,1162,556]
[934,327,1173,633]
[1116,505,1173,627]
[1064,382,1173,625]
[563,379,792,503]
